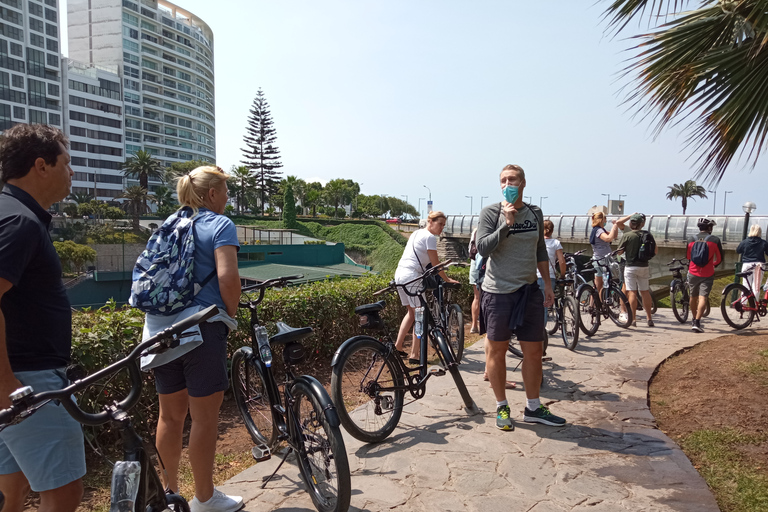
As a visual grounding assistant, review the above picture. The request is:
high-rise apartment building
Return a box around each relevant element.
[67,0,215,184]
[0,0,63,130]
[63,59,124,200]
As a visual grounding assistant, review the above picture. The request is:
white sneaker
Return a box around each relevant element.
[619,313,628,323]
[190,488,244,512]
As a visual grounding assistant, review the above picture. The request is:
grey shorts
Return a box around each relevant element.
[154,321,230,397]
[688,274,714,297]
[0,369,86,491]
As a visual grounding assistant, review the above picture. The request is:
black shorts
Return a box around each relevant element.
[481,285,545,342]
[153,321,230,398]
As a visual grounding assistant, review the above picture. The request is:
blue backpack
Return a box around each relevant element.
[129,207,216,316]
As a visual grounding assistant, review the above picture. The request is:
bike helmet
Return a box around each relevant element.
[697,218,717,229]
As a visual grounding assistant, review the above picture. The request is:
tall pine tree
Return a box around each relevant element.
[241,88,283,215]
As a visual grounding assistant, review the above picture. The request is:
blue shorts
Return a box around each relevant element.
[153,321,230,398]
[0,368,86,491]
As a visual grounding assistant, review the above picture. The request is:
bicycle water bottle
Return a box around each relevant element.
[414,307,424,339]
[255,326,272,367]
[109,460,140,512]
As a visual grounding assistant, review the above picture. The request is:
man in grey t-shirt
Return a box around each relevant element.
[477,164,566,431]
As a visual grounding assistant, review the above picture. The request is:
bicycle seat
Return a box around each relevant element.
[556,278,574,286]
[441,282,462,290]
[270,322,313,345]
[355,300,385,315]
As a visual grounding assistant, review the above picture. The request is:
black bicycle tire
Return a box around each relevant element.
[291,380,352,512]
[231,348,279,450]
[508,338,524,359]
[545,304,559,335]
[446,304,464,363]
[433,329,474,409]
[164,492,191,512]
[670,281,689,324]
[605,285,632,328]
[330,337,404,444]
[561,296,580,351]
[703,299,711,317]
[720,283,756,330]
[576,285,601,337]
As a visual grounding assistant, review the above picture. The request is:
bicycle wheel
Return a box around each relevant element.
[703,299,711,317]
[231,348,278,450]
[560,296,580,351]
[576,285,600,337]
[604,285,632,328]
[670,282,689,324]
[330,337,404,443]
[720,283,756,330]
[446,304,464,363]
[292,380,351,512]
[545,305,559,335]
[433,329,474,409]
[508,337,524,359]
[164,492,191,512]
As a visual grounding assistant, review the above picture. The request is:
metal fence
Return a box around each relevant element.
[444,214,768,244]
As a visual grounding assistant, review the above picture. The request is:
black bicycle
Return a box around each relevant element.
[0,305,219,512]
[668,258,710,323]
[431,278,465,362]
[576,250,633,336]
[230,276,350,512]
[545,278,580,351]
[330,262,476,444]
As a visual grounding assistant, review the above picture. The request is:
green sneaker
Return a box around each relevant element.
[496,405,514,431]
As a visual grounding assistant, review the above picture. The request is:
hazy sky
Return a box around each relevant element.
[61,1,768,218]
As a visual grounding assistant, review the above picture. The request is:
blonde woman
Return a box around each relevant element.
[589,212,631,291]
[153,166,243,512]
[394,211,458,363]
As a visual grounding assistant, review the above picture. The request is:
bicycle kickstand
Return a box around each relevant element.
[261,448,290,488]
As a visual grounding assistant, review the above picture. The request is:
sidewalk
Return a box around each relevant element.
[221,310,729,511]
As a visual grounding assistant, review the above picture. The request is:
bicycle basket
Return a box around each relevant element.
[359,312,385,331]
[573,254,592,272]
[284,342,306,364]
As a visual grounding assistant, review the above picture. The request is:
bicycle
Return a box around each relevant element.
[330,261,476,444]
[668,258,711,323]
[576,250,633,336]
[545,278,580,351]
[720,263,768,330]
[230,276,351,512]
[431,278,465,363]
[0,305,219,512]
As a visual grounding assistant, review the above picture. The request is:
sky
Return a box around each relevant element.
[61,1,768,218]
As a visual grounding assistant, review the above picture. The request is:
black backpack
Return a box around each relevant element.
[690,235,712,266]
[636,230,656,262]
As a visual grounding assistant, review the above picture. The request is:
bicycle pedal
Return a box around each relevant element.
[428,366,446,377]
[251,445,272,462]
[542,356,553,362]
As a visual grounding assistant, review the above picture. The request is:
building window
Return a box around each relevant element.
[44,22,55,37]
[9,42,21,56]
[140,20,156,32]
[126,143,140,154]
[0,0,20,8]
[140,33,158,44]
[28,17,43,32]
[162,66,175,76]
[125,131,140,142]
[46,82,57,96]
[48,112,58,125]
[69,110,85,122]
[124,92,139,104]
[124,78,139,91]
[45,53,56,67]
[28,108,45,124]
[124,65,139,79]
[10,73,21,87]
[122,0,138,12]
[123,52,139,66]
[45,38,56,52]
[70,141,87,151]
[123,38,138,52]
[11,105,23,118]
[141,59,157,70]
[125,118,141,129]
[27,1,43,17]
[43,7,55,22]
[71,156,87,166]
[29,33,43,48]
[123,26,138,39]
[125,105,140,116]
[122,12,138,26]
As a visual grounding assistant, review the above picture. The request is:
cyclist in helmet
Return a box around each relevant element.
[686,218,723,332]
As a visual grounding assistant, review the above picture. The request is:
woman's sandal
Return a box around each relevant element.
[483,373,516,389]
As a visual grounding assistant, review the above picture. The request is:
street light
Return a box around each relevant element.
[524,195,532,204]
[465,196,473,216]
[418,197,425,219]
[422,185,431,201]
[601,193,610,206]
[480,196,489,210]
[539,196,548,209]
[708,189,717,215]
[724,191,733,214]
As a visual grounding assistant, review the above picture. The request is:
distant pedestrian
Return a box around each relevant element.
[468,229,480,333]
[589,212,631,291]
[736,225,768,299]
[477,164,565,431]
[686,218,723,333]
[617,213,657,327]
[536,220,566,319]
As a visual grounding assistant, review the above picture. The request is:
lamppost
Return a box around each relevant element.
[708,189,717,215]
[418,197,425,219]
[724,191,733,214]
[480,196,488,210]
[422,185,432,214]
[601,193,610,206]
[539,196,548,209]
[465,196,473,216]
[401,195,408,221]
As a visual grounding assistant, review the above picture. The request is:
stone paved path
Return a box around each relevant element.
[221,310,733,511]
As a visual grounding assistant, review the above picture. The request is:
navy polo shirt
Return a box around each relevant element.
[0,184,71,371]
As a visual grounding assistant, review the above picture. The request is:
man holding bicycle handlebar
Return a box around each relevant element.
[477,164,566,431]
[0,125,84,512]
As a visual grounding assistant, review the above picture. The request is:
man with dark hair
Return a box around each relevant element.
[617,213,657,327]
[477,164,565,431]
[0,124,84,512]
[687,218,723,332]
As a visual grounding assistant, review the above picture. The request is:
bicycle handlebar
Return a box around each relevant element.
[0,305,218,428]
[372,261,459,297]
[666,258,689,267]
[239,275,304,307]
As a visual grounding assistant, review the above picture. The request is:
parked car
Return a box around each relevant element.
[385,218,402,225]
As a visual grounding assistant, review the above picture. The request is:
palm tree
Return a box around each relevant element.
[119,186,154,231]
[68,192,93,205]
[229,165,255,214]
[122,150,164,192]
[666,180,708,214]
[603,1,768,184]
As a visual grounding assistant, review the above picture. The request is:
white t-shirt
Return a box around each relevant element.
[536,237,563,279]
[396,228,437,276]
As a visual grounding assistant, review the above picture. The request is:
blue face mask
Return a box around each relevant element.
[502,185,519,204]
